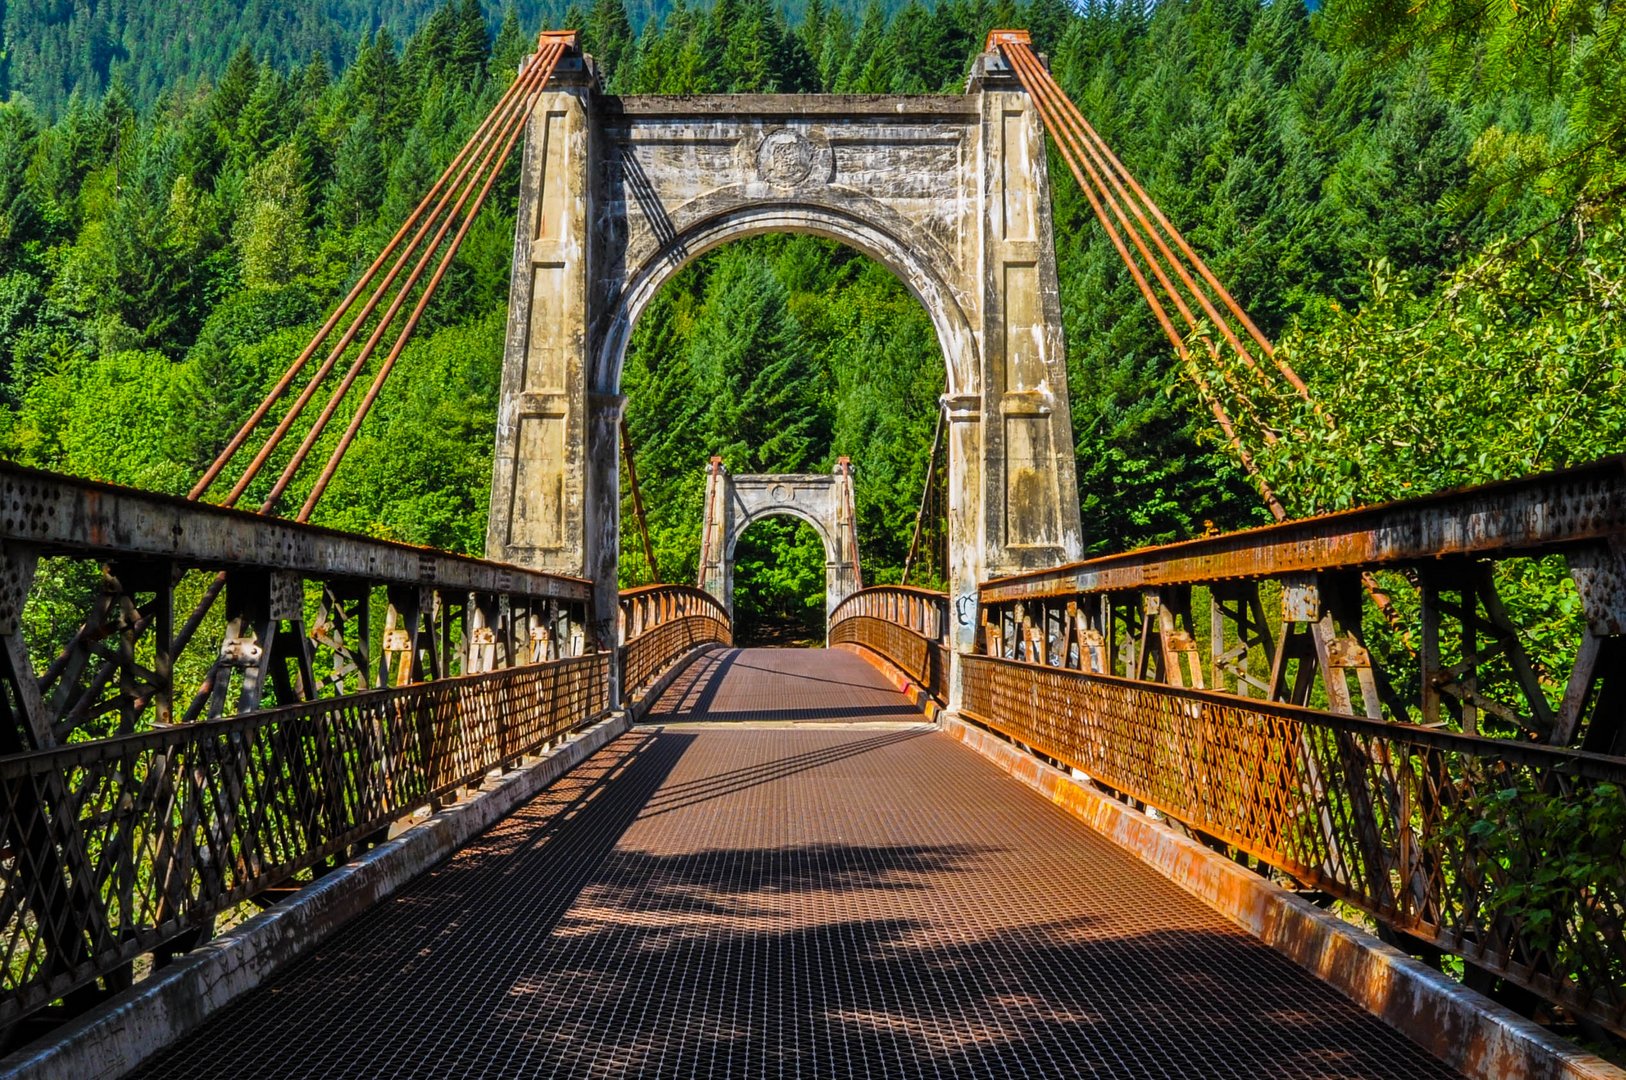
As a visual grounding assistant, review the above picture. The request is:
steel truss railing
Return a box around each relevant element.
[0,463,602,1026]
[618,585,731,698]
[0,654,607,1026]
[828,586,949,700]
[974,457,1626,1035]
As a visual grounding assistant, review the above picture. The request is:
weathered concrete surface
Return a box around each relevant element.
[487,50,1086,705]
[0,713,629,1080]
[938,712,1626,1080]
[696,460,861,618]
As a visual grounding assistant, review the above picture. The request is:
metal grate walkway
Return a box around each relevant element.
[132,648,1458,1079]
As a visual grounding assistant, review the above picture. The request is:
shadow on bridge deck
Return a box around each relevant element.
[643,646,930,725]
[129,654,1459,1079]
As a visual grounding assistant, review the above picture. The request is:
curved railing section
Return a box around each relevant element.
[619,584,732,698]
[828,585,949,701]
[972,458,1626,1037]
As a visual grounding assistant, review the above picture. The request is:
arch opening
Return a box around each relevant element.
[729,514,829,647]
[595,202,975,399]
[616,233,945,602]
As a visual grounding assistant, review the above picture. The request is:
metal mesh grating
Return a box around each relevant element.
[644,647,930,724]
[131,650,1459,1079]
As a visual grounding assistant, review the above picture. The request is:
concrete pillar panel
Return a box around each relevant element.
[489,49,1083,671]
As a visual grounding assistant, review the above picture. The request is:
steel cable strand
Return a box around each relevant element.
[1005,45,1288,518]
[1005,42,1283,453]
[295,40,567,520]
[1005,43,1282,394]
[260,40,566,519]
[190,56,545,503]
[1007,41,1304,398]
[47,53,562,734]
[224,45,561,513]
[1007,41,1415,631]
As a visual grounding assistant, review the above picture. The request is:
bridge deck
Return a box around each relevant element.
[133,648,1457,1079]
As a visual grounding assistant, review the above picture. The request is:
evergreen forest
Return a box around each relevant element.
[0,0,1623,638]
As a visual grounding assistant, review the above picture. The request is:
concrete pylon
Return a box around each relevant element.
[486,45,1084,707]
[697,457,862,621]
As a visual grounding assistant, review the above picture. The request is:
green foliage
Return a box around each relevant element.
[1222,230,1626,515]
[1436,776,1626,986]
[0,0,1621,630]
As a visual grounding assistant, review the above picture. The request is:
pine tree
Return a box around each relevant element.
[491,6,529,78]
[587,0,634,87]
[448,0,490,85]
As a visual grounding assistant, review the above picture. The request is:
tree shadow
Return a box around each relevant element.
[645,647,927,724]
[131,729,1459,1080]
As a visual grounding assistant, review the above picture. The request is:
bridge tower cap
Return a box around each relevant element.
[538,29,579,51]
[984,29,1032,50]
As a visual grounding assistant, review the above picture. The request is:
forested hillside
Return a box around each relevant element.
[0,0,902,114]
[0,0,1622,633]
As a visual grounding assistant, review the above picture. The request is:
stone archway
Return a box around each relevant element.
[696,458,862,620]
[485,45,1083,701]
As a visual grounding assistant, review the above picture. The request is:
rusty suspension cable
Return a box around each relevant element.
[161,35,569,722]
[195,35,569,517]
[996,33,1310,399]
[901,405,944,586]
[992,31,1291,521]
[191,48,549,504]
[292,36,568,520]
[621,418,661,584]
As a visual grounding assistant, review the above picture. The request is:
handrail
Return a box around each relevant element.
[828,585,949,700]
[619,585,732,698]
[980,454,1626,602]
[0,460,590,602]
[960,652,1626,1036]
[1,654,609,1026]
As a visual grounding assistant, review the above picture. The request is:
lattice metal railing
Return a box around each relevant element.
[960,654,1626,1034]
[0,654,607,1026]
[0,463,603,1028]
[619,585,731,698]
[828,586,949,701]
[973,457,1626,1035]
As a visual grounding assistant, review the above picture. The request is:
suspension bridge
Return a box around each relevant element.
[1,30,1623,1080]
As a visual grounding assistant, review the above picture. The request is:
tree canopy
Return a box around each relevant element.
[0,0,1622,628]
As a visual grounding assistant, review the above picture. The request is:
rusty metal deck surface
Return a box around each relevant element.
[644,646,930,724]
[130,649,1457,1079]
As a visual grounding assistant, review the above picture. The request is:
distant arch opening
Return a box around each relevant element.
[615,234,946,609]
[730,515,828,646]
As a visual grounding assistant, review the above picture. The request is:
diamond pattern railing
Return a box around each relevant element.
[0,653,608,1025]
[961,650,1626,1035]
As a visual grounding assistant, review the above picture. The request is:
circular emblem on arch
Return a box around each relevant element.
[770,483,791,503]
[756,129,822,186]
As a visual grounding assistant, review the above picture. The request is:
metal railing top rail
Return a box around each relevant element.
[0,461,590,601]
[618,583,729,607]
[962,653,1626,785]
[829,585,949,626]
[980,455,1626,602]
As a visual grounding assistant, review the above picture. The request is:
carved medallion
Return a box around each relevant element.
[756,129,818,186]
[771,483,791,503]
